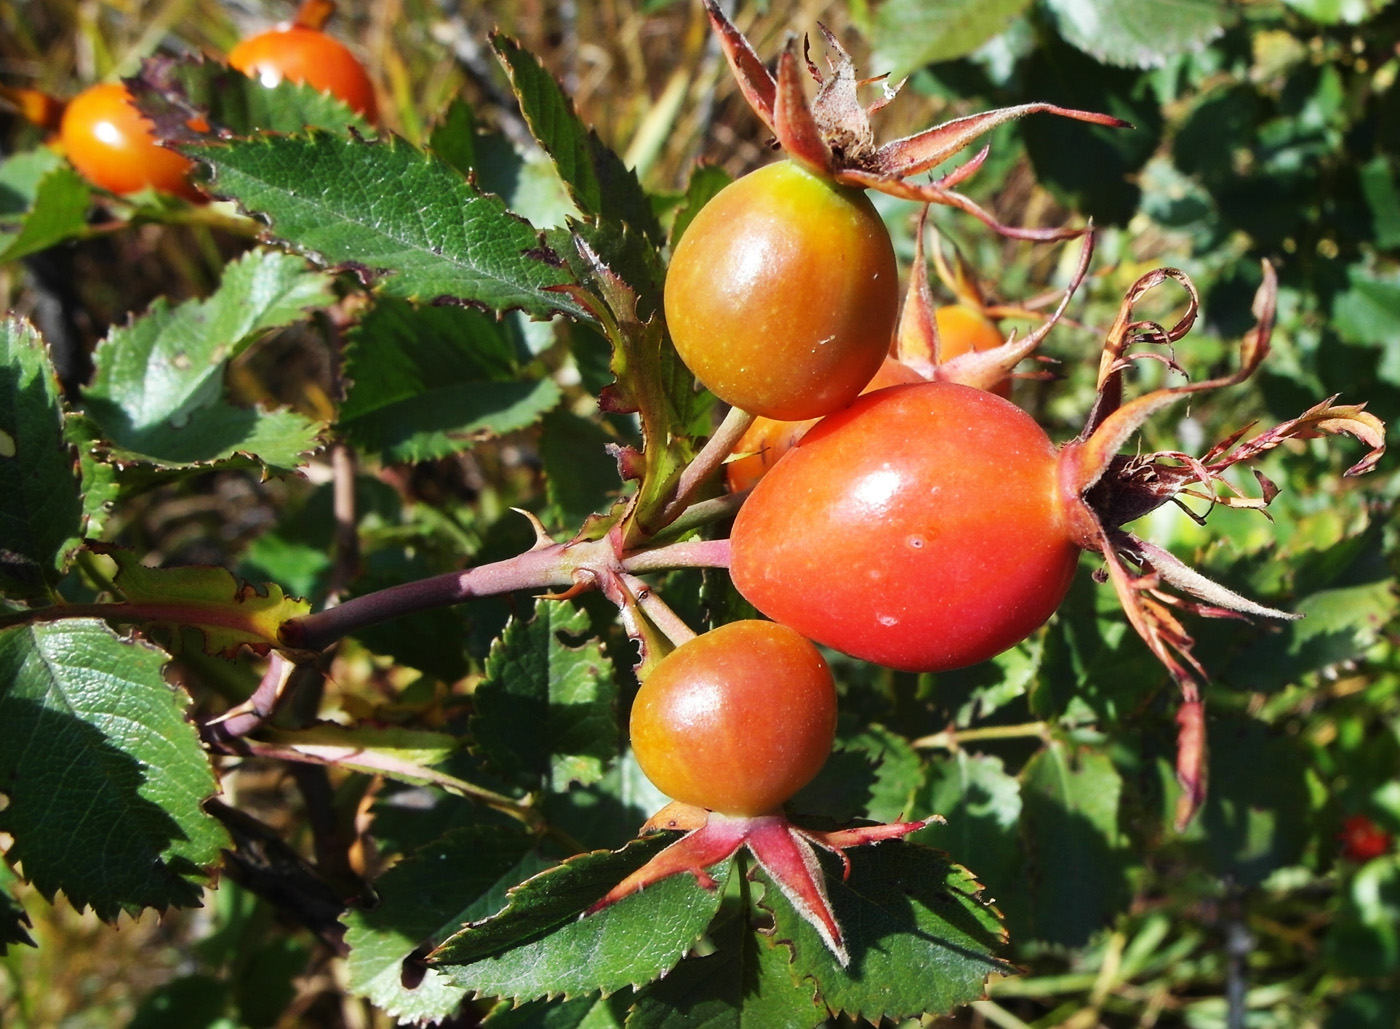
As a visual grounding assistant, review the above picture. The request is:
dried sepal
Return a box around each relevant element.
[896,212,1094,390]
[701,0,1125,238]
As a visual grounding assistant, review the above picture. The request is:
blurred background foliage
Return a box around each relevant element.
[2,0,1398,1026]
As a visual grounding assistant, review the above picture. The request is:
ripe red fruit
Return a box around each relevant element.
[665,160,899,421]
[229,26,378,120]
[1339,815,1393,863]
[59,83,202,200]
[730,381,1081,672]
[726,357,923,493]
[629,620,837,816]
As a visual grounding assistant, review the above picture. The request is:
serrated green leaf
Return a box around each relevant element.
[344,824,540,1024]
[184,132,587,321]
[1043,0,1231,69]
[0,859,34,954]
[65,412,122,540]
[1019,741,1129,946]
[339,297,561,462]
[0,160,92,262]
[867,0,1034,79]
[915,752,1025,935]
[473,599,619,792]
[433,836,731,1002]
[483,993,628,1028]
[764,843,1009,1021]
[627,902,826,1029]
[492,34,662,244]
[0,316,83,600]
[0,619,228,919]
[95,543,310,657]
[81,248,333,472]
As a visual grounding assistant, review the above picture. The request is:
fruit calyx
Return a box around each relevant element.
[703,0,1129,240]
[1055,261,1386,827]
[587,801,932,966]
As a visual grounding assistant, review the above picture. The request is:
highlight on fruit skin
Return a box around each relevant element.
[664,159,900,421]
[59,82,204,201]
[228,0,378,120]
[628,619,838,817]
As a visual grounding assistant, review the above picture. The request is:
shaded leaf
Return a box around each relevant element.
[473,599,619,792]
[1019,741,1130,946]
[1173,713,1312,887]
[0,317,83,600]
[764,843,1009,1022]
[432,836,731,1002]
[539,408,625,533]
[1021,41,1164,225]
[0,860,34,954]
[1043,0,1231,69]
[868,0,1034,80]
[483,994,628,1027]
[915,752,1025,931]
[0,619,228,919]
[184,132,587,321]
[340,297,560,462]
[344,824,540,1025]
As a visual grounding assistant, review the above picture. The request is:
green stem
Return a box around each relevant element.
[911,721,1050,750]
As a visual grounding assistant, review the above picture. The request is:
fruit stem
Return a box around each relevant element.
[280,545,575,653]
[911,721,1051,750]
[622,538,732,574]
[653,405,755,532]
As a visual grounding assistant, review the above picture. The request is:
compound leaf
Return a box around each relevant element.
[0,619,228,920]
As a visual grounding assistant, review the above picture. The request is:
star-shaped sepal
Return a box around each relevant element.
[586,801,934,967]
[704,0,1130,241]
